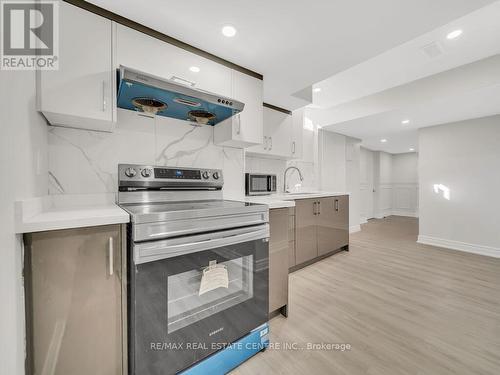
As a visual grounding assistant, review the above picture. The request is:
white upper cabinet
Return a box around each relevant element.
[265,108,293,158]
[214,70,263,148]
[116,25,232,97]
[247,106,295,159]
[37,2,116,132]
[291,108,305,160]
[37,4,263,136]
[300,114,316,163]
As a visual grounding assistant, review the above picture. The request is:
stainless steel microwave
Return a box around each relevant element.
[245,173,277,196]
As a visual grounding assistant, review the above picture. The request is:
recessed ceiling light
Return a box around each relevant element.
[222,25,237,37]
[189,66,200,73]
[380,139,387,143]
[409,148,415,152]
[401,119,410,124]
[446,29,463,40]
[313,87,321,93]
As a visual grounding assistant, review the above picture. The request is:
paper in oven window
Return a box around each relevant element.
[199,260,229,296]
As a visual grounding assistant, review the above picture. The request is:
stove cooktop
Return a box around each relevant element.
[120,199,267,224]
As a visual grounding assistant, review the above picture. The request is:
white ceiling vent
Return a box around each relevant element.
[420,41,443,59]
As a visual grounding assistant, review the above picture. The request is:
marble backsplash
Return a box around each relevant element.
[245,156,317,193]
[48,109,245,199]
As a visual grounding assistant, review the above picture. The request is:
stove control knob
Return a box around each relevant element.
[125,167,136,178]
[202,171,209,179]
[141,168,152,178]
[212,171,220,180]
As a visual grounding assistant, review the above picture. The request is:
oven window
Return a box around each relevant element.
[251,176,268,192]
[167,255,254,334]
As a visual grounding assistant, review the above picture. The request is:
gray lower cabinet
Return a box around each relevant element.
[24,225,125,375]
[269,208,289,316]
[317,196,349,256]
[288,208,296,268]
[295,196,349,266]
[295,199,318,264]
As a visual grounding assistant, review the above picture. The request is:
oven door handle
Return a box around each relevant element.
[133,224,270,264]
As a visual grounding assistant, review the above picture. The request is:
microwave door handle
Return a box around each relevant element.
[267,175,271,192]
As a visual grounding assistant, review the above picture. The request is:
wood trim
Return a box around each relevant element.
[263,102,292,115]
[62,0,263,80]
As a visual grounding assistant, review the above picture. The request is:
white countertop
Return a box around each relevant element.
[15,191,349,232]
[242,196,296,209]
[243,191,349,209]
[15,194,130,233]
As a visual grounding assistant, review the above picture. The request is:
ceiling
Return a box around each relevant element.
[88,0,496,111]
[307,1,500,153]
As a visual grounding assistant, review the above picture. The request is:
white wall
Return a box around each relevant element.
[418,115,500,257]
[392,153,419,217]
[319,130,346,192]
[392,153,418,183]
[374,151,394,218]
[360,148,419,219]
[1,69,49,375]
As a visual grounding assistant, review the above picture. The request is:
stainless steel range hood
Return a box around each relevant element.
[117,66,244,125]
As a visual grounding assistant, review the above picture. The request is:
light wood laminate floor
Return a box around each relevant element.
[231,216,500,375]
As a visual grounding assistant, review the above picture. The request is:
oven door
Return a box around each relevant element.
[129,224,269,375]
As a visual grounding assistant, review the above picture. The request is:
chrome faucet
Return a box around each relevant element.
[283,166,304,193]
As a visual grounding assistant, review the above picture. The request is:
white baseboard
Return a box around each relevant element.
[391,209,419,218]
[373,210,419,219]
[349,225,361,234]
[417,235,500,258]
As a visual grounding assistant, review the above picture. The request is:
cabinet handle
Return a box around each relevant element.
[269,137,273,151]
[108,237,114,276]
[335,199,339,212]
[263,136,268,150]
[292,141,296,154]
[313,201,317,215]
[317,201,321,215]
[101,80,107,111]
[236,113,241,135]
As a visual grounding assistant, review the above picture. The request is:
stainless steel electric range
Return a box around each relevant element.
[117,164,270,375]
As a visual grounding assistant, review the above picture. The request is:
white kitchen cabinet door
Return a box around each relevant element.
[291,108,304,160]
[267,108,293,158]
[116,25,231,97]
[37,2,116,132]
[214,70,263,147]
[248,107,292,158]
